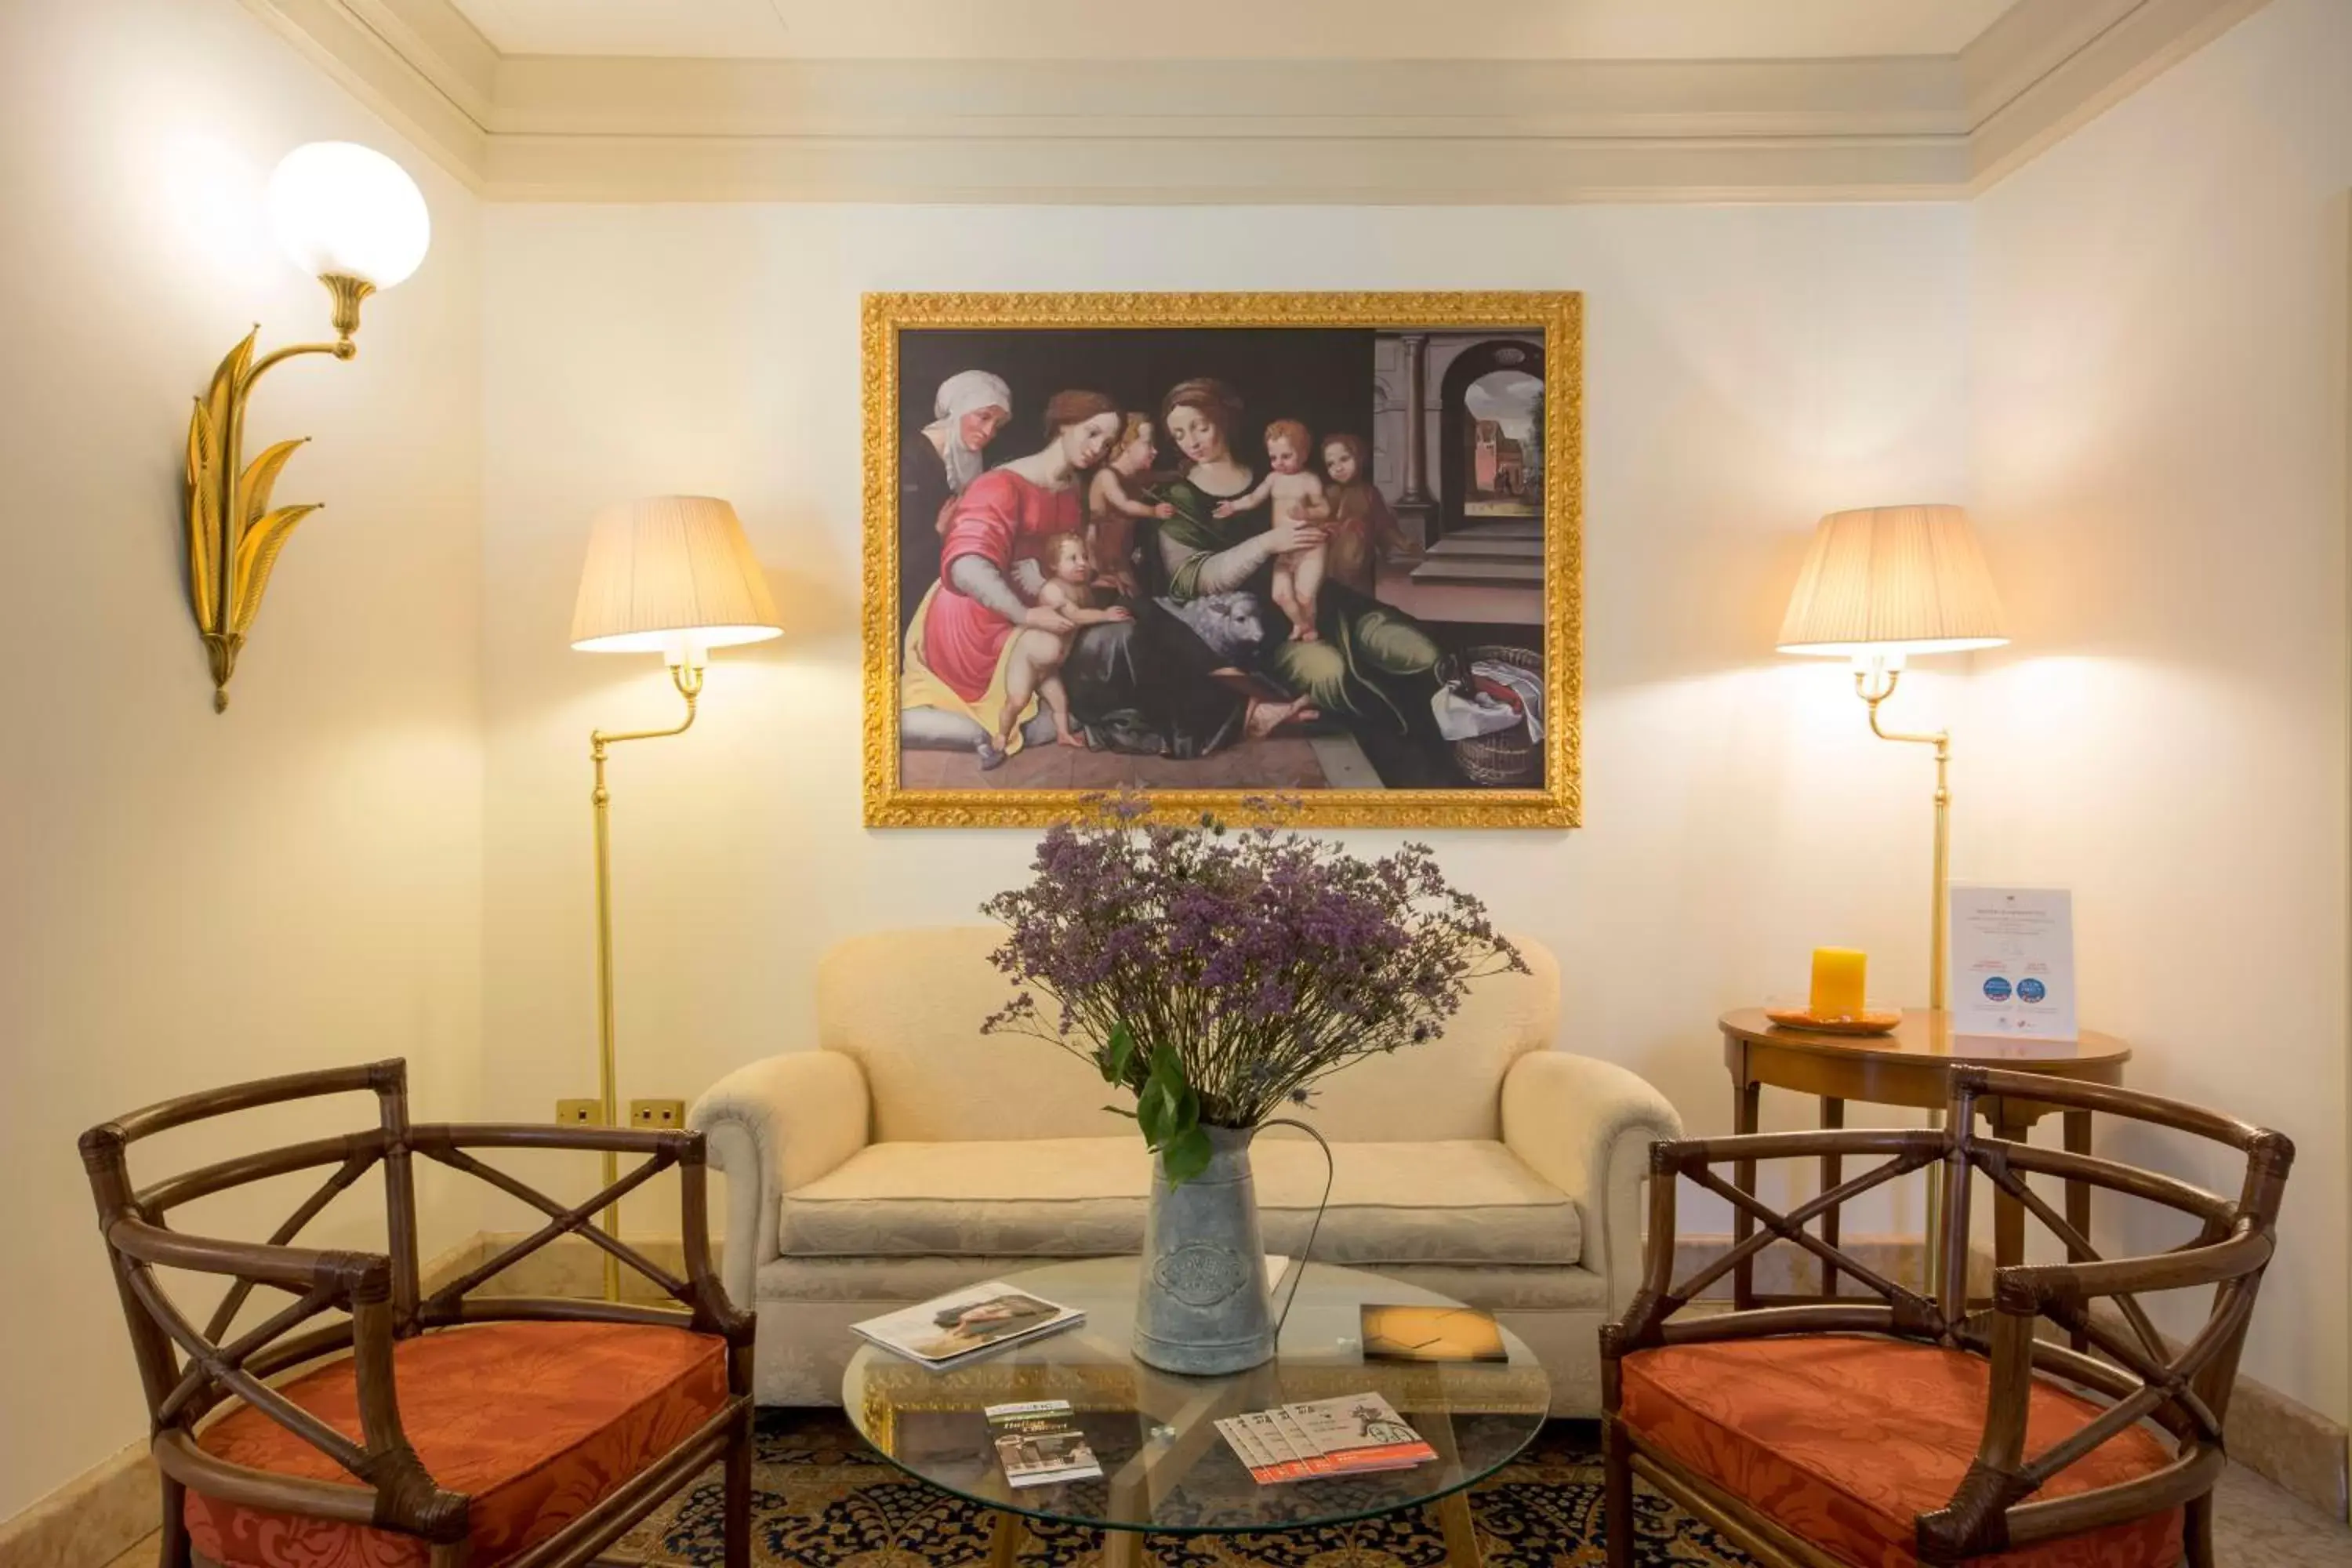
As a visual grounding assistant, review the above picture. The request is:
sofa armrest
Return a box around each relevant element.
[688,1051,870,1308]
[1501,1051,1682,1316]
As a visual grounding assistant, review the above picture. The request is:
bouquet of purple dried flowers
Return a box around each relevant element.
[982,795,1525,1184]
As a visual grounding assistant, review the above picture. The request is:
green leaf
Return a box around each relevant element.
[1137,1075,1174,1147]
[1103,1022,1137,1086]
[1171,1078,1200,1139]
[1136,1044,1200,1154]
[1160,1124,1213,1186]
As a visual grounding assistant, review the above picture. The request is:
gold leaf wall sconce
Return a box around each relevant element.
[186,142,430,711]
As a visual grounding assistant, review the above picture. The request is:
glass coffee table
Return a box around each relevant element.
[842,1258,1550,1568]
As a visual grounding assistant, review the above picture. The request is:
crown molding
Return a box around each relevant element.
[240,0,488,184]
[243,0,2271,204]
[1962,0,2275,188]
[346,0,499,124]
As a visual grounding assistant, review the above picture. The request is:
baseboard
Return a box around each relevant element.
[0,1233,495,1568]
[0,1440,156,1568]
[1675,1233,2350,1522]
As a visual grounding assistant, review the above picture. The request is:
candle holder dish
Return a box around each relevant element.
[1765,1006,1903,1036]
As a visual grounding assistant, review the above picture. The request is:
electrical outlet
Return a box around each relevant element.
[556,1098,604,1127]
[630,1098,688,1131]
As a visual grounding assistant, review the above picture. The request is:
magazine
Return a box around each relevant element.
[1215,1392,1436,1485]
[1359,1304,1508,1364]
[851,1282,1083,1368]
[987,1399,1103,1488]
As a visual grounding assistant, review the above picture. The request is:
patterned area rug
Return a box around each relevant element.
[614,1410,1757,1568]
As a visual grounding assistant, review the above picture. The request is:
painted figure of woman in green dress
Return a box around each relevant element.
[1150,377,1445,741]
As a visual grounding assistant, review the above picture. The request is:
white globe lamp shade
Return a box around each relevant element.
[267,142,431,289]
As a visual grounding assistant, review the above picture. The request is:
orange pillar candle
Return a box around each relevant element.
[1810,948,1867,1019]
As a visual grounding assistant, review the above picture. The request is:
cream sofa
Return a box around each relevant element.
[688,927,1680,1415]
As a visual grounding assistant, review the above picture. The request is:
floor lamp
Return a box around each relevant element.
[571,495,782,1300]
[1775,504,2008,1276]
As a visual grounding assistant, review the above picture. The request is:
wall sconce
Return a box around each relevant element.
[185,141,430,711]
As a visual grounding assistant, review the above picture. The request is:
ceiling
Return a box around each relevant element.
[446,0,2025,61]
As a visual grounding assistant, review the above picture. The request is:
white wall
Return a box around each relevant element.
[1966,0,2351,1422]
[478,202,1973,1247]
[0,0,484,1519]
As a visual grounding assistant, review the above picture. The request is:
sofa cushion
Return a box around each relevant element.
[1621,1335,2182,1568]
[777,1136,1579,1267]
[184,1320,730,1568]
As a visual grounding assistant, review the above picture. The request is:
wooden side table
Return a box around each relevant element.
[1717,1008,2131,1308]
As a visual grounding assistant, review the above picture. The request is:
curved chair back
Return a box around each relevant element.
[79,1060,425,1431]
[1605,1063,2293,1566]
[80,1058,745,1562]
[1920,1065,2292,1558]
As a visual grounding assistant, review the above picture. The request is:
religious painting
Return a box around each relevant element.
[861,292,1581,828]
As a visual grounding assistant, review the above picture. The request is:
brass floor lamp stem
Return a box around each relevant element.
[1858,666,1955,1293]
[589,662,703,1301]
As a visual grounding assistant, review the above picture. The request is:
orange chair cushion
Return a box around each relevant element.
[186,1319,731,1568]
[1620,1336,2182,1568]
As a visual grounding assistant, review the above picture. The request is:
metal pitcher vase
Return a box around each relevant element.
[1132,1123,1275,1376]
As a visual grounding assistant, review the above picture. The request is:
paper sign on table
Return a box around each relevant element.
[1947,886,2077,1040]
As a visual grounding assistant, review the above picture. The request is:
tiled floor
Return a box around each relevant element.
[98,1460,2352,1568]
[2212,1461,2352,1564]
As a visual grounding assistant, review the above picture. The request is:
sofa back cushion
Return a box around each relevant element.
[818,927,1121,1142]
[1290,935,1558,1142]
[816,927,1558,1143]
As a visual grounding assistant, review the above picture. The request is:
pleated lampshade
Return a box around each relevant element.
[1776,504,2009,657]
[570,495,782,655]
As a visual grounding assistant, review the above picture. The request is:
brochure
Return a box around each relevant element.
[1287,1393,1439,1471]
[1947,885,2078,1040]
[1360,1304,1508,1363]
[1215,1392,1436,1485]
[851,1282,1083,1368]
[986,1399,1103,1488]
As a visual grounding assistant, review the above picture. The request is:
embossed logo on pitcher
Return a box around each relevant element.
[1153,1242,1248,1306]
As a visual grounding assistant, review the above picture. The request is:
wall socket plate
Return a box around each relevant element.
[556,1099,604,1127]
[630,1098,688,1131]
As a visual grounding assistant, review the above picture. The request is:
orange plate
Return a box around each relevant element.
[1765,1007,1903,1036]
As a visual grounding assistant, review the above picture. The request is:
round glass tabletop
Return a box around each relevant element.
[841,1257,1551,1537]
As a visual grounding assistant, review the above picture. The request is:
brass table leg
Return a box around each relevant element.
[1419,1399,1483,1568]
[989,1510,1027,1568]
[1100,1530,1146,1568]
[1437,1491,1483,1568]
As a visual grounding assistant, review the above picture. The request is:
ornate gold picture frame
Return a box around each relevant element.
[862,291,1581,828]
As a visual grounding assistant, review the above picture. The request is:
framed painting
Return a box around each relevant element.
[861,291,1581,828]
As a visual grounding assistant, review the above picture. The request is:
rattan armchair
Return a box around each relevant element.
[81,1058,756,1568]
[1602,1064,2292,1568]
